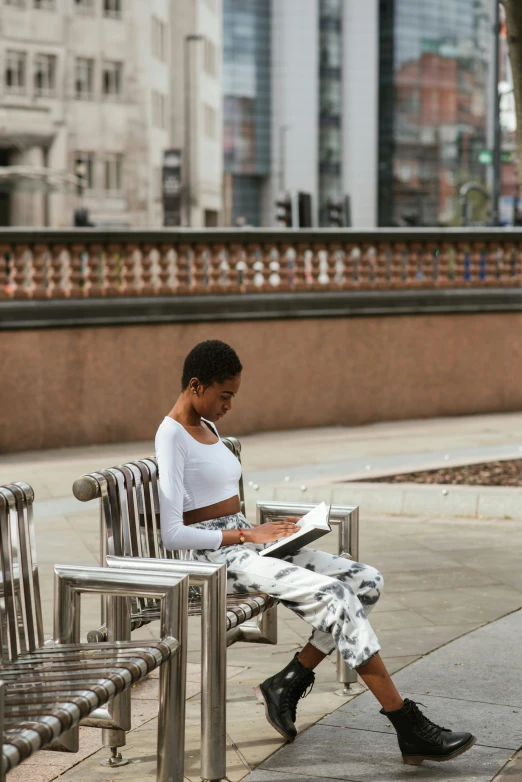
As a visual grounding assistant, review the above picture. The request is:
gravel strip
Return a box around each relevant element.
[366,459,522,487]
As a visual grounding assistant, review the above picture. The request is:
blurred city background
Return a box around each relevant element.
[0,0,517,230]
[4,4,522,782]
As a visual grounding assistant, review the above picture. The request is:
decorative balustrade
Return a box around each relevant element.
[1,229,522,300]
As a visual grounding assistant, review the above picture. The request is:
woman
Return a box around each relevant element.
[156,340,476,766]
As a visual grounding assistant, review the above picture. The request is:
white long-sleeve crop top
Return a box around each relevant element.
[155,416,242,551]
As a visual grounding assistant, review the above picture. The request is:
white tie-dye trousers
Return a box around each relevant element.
[191,513,382,669]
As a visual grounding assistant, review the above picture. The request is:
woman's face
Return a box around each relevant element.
[191,373,242,423]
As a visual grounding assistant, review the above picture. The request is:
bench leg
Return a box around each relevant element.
[157,578,188,782]
[200,569,227,781]
[0,682,5,782]
[337,653,364,694]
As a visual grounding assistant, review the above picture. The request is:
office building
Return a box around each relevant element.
[0,0,223,227]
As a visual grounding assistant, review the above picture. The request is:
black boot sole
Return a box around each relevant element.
[402,735,477,766]
[254,685,296,743]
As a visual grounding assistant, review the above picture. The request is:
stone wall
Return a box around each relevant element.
[2,311,522,452]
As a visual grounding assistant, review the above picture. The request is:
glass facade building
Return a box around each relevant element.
[379,0,490,226]
[318,0,343,225]
[223,0,271,226]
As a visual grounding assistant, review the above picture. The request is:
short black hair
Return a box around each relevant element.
[181,340,243,390]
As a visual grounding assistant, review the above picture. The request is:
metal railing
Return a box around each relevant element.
[2,227,522,301]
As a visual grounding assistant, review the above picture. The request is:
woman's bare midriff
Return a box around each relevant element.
[183,495,241,525]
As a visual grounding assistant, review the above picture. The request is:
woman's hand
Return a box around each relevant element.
[245,519,298,545]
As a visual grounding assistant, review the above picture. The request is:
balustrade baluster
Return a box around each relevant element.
[278,244,293,290]
[436,243,449,287]
[423,243,437,285]
[483,243,496,286]
[157,244,174,294]
[357,245,372,289]
[478,244,487,282]
[105,244,124,296]
[454,243,466,284]
[176,244,192,293]
[251,245,267,290]
[11,245,32,299]
[242,244,257,290]
[468,243,481,285]
[0,245,10,299]
[388,243,400,288]
[266,246,282,290]
[496,243,509,285]
[68,244,85,298]
[322,244,338,289]
[124,244,140,295]
[343,244,359,288]
[86,244,106,296]
[140,245,155,295]
[506,243,517,282]
[192,244,207,292]
[411,243,424,287]
[292,243,307,289]
[511,242,522,285]
[228,243,244,292]
[375,244,388,287]
[31,244,50,299]
[48,246,67,297]
[308,243,321,288]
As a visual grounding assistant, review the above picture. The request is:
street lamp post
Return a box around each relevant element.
[492,0,501,226]
[74,160,88,227]
[184,34,204,228]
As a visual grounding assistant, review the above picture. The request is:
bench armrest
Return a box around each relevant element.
[53,564,189,646]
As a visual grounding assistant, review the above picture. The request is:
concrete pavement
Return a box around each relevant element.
[3,411,522,780]
[245,609,522,782]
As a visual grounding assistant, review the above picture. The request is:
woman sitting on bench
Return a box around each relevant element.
[156,339,476,766]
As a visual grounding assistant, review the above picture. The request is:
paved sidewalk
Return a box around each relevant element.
[245,609,522,782]
[3,412,522,780]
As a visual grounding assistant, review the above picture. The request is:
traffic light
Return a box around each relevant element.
[275,193,293,227]
[73,208,93,227]
[298,192,312,227]
[327,200,344,227]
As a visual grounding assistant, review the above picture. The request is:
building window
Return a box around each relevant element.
[74,0,94,14]
[103,0,121,19]
[5,51,26,94]
[104,153,123,193]
[203,39,216,77]
[34,0,55,8]
[103,61,122,98]
[75,57,94,99]
[151,15,167,62]
[204,104,216,139]
[74,152,95,190]
[5,0,25,7]
[34,53,56,96]
[152,90,167,129]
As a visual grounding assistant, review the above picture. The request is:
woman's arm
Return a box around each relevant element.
[157,427,223,550]
[156,423,298,550]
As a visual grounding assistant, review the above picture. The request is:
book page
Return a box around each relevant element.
[296,501,330,530]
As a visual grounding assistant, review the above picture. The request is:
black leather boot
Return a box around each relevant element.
[254,653,315,742]
[381,698,476,765]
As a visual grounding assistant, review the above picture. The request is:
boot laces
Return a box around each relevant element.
[408,701,447,743]
[281,672,315,722]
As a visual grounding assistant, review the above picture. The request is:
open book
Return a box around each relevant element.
[259,502,331,559]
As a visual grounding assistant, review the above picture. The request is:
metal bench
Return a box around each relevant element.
[72,436,360,782]
[0,482,189,782]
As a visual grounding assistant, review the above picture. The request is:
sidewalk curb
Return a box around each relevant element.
[245,481,522,520]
